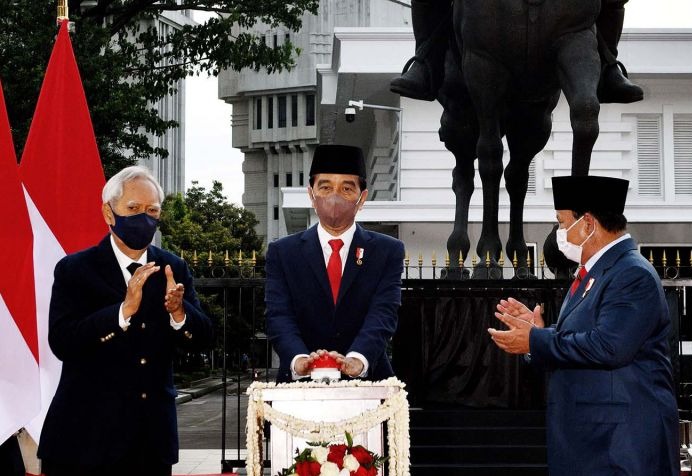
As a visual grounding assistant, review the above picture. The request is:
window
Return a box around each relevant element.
[636,116,663,197]
[278,96,287,128]
[674,115,692,196]
[273,174,279,188]
[291,95,298,127]
[299,172,304,186]
[305,93,315,126]
[267,96,274,129]
[286,173,293,187]
[254,97,262,130]
[285,33,290,44]
[273,206,279,220]
[273,34,278,48]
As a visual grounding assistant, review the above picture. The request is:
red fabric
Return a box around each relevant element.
[18,20,107,255]
[0,80,38,361]
[327,239,344,303]
[570,266,588,296]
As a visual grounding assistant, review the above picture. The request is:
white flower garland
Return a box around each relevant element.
[245,377,410,476]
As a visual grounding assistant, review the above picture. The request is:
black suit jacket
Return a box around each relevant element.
[38,236,212,466]
[265,224,404,382]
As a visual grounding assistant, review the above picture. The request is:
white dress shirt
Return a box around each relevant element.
[110,235,185,331]
[290,222,369,379]
[582,233,631,273]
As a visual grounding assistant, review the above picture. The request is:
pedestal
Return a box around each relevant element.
[245,379,409,476]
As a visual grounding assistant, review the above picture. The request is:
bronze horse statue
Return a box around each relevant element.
[438,0,601,277]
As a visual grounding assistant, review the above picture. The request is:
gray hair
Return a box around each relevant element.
[102,166,165,204]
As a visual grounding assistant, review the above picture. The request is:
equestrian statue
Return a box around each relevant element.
[391,0,643,278]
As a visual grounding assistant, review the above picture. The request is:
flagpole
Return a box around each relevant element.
[57,0,68,22]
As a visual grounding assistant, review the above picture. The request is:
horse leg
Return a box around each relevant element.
[555,30,601,176]
[440,108,477,277]
[462,50,509,278]
[504,96,559,277]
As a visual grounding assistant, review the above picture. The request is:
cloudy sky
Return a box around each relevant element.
[184,0,692,206]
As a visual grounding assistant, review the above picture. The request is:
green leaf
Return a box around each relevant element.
[0,0,318,173]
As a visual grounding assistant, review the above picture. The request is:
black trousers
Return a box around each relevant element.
[0,436,25,476]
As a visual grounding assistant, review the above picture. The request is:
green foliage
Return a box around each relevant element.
[160,180,263,258]
[162,181,264,380]
[0,0,319,176]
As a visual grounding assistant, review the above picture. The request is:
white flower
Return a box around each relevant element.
[342,454,360,471]
[311,445,329,464]
[338,469,350,476]
[319,461,340,476]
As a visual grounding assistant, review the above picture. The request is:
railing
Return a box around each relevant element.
[177,249,692,472]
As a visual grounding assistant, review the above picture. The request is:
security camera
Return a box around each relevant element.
[344,107,357,123]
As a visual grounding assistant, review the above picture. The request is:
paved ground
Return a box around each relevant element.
[174,376,257,475]
[177,387,248,450]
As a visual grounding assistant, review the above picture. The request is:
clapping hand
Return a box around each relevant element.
[488,297,543,355]
[164,265,185,322]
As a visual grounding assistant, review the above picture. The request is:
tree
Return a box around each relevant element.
[160,181,264,381]
[0,0,319,177]
[160,180,263,260]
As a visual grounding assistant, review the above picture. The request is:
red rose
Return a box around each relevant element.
[350,446,374,466]
[295,461,321,476]
[351,466,378,476]
[328,444,348,467]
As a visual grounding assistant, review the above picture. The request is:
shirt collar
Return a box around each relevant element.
[110,234,147,271]
[316,221,357,253]
[584,233,630,272]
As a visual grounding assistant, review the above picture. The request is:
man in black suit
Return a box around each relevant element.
[265,145,405,382]
[38,166,212,476]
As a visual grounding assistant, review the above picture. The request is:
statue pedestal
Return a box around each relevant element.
[245,379,409,476]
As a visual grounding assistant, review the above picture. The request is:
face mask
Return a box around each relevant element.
[109,205,159,250]
[556,216,594,263]
[311,191,363,230]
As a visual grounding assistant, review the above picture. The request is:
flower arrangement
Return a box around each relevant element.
[277,432,386,476]
[246,378,410,476]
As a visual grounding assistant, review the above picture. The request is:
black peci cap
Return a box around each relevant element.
[552,175,629,214]
[309,145,366,181]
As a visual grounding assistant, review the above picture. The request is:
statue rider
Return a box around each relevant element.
[390,0,643,104]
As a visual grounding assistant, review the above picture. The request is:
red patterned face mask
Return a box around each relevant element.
[311,191,362,229]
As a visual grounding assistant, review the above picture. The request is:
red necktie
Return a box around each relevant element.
[327,239,344,304]
[570,266,587,296]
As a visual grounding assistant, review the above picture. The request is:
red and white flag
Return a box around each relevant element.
[0,79,40,444]
[19,20,107,440]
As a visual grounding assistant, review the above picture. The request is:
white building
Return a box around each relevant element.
[137,10,193,196]
[218,0,411,242]
[220,2,692,270]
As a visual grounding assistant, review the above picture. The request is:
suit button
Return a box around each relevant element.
[141,393,147,399]
[140,358,147,365]
[141,323,146,329]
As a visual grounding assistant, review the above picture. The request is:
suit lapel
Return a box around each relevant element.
[95,235,128,294]
[556,237,637,329]
[301,226,333,302]
[336,224,372,306]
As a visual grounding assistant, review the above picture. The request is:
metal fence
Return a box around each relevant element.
[179,255,692,471]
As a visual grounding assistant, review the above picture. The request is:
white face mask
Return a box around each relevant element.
[555,216,594,263]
